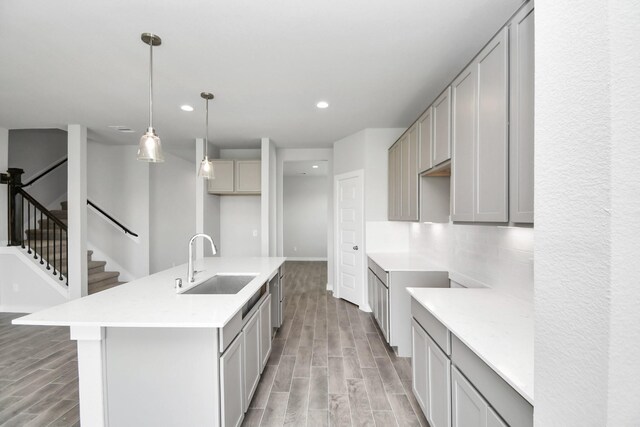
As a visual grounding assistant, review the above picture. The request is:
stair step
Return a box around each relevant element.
[88,260,106,274]
[88,270,119,285]
[26,229,67,240]
[88,276,119,293]
[38,218,68,229]
[61,201,67,211]
[49,210,67,219]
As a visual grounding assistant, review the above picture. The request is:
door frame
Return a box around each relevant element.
[333,169,366,307]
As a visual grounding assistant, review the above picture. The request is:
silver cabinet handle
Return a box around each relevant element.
[353,245,359,250]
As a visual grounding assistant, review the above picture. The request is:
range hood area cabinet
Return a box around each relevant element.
[208,159,261,195]
[387,0,534,225]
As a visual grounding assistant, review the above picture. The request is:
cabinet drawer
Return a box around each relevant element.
[451,335,533,427]
[367,258,388,287]
[219,310,243,353]
[411,298,450,355]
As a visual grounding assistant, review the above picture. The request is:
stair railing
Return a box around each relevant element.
[1,168,68,284]
[2,162,140,287]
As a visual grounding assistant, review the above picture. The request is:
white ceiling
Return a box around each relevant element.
[0,0,524,151]
[283,160,328,176]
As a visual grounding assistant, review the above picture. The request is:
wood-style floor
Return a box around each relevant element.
[244,261,429,427]
[0,261,427,427]
[0,313,79,427]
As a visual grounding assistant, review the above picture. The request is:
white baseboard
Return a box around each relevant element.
[326,282,333,291]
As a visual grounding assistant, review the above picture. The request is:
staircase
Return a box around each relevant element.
[27,201,125,295]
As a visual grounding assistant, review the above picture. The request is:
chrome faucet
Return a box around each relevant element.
[188,233,217,283]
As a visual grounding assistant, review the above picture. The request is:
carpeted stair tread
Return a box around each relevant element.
[38,218,68,229]
[89,281,125,295]
[49,210,67,219]
[88,260,106,274]
[88,270,119,284]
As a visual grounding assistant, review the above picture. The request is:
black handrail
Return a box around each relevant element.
[87,200,139,237]
[17,188,67,230]
[21,158,68,188]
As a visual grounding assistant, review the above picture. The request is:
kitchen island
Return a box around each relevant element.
[13,256,286,427]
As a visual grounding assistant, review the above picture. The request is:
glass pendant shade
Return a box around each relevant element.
[198,155,214,179]
[137,127,164,162]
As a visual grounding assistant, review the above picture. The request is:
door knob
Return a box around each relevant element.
[353,245,359,250]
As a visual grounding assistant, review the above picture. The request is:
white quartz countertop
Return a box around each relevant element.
[13,257,286,329]
[406,288,534,405]
[367,252,447,272]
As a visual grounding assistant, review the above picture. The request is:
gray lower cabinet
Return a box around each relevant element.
[368,257,448,357]
[452,367,507,427]
[220,332,244,427]
[243,311,261,412]
[412,319,451,427]
[260,294,272,371]
[411,298,533,427]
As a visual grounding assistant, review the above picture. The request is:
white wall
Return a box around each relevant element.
[149,151,196,273]
[535,1,640,425]
[8,129,67,209]
[283,175,328,259]
[204,144,221,257]
[0,248,67,312]
[87,142,149,280]
[410,223,533,300]
[219,196,261,256]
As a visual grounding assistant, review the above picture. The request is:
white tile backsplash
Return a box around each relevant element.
[367,221,534,302]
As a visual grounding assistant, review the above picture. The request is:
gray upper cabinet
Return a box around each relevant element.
[451,65,477,222]
[509,3,535,223]
[388,129,419,221]
[418,108,433,173]
[235,160,261,193]
[452,28,509,222]
[208,160,235,193]
[475,28,509,222]
[432,87,452,167]
[208,160,261,195]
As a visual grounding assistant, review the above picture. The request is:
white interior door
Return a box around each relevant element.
[335,171,364,306]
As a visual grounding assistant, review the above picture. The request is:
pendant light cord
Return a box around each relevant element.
[149,40,153,129]
[205,97,209,157]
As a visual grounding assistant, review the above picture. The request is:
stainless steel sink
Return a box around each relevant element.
[181,274,258,295]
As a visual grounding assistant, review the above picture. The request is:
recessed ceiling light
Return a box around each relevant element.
[312,165,319,169]
[181,105,194,112]
[316,101,329,109]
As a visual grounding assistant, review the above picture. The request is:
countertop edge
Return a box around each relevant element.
[407,288,534,405]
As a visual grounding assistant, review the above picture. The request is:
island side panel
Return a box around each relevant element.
[105,327,220,427]
[71,326,108,427]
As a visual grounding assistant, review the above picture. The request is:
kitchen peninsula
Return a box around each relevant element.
[13,256,286,427]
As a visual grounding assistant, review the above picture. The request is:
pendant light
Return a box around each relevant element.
[198,92,215,179]
[137,33,164,162]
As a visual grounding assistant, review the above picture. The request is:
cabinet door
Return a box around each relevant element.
[395,142,403,219]
[235,160,261,193]
[475,28,509,222]
[260,294,272,371]
[418,108,433,173]
[433,87,452,166]
[270,277,280,330]
[207,160,235,193]
[388,146,396,220]
[408,125,419,221]
[220,333,244,427]
[509,3,535,223]
[243,312,261,411]
[411,319,429,416]
[367,269,375,312]
[487,408,508,427]
[427,336,452,427]
[451,64,477,222]
[379,280,389,341]
[400,135,410,220]
[452,366,487,427]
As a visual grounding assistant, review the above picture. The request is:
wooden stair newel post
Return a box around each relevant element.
[5,168,24,247]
